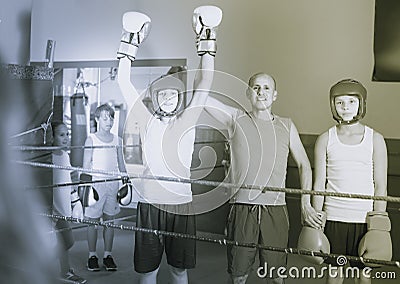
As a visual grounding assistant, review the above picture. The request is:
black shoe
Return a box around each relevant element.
[87,256,100,271]
[103,255,117,271]
[61,269,87,283]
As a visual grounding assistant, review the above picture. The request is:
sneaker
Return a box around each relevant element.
[61,269,87,284]
[87,256,100,271]
[103,255,117,271]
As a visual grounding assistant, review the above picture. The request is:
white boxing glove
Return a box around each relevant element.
[297,211,330,265]
[78,174,99,207]
[358,211,392,267]
[117,176,133,206]
[193,5,223,56]
[71,189,83,219]
[117,11,151,61]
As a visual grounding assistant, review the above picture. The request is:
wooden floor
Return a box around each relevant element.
[66,220,400,284]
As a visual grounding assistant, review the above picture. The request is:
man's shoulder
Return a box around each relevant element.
[274,115,292,124]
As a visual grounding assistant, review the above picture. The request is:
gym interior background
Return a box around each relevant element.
[1,0,399,283]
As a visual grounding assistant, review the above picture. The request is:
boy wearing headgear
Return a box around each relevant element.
[117,6,222,284]
[312,79,391,284]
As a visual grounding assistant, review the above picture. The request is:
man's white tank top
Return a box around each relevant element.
[230,113,291,205]
[324,126,374,223]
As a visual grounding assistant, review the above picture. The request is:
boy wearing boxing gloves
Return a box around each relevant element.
[312,79,392,284]
[117,6,222,284]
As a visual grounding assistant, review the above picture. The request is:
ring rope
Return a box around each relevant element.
[16,160,400,203]
[10,112,53,144]
[12,140,227,151]
[29,166,225,190]
[41,213,400,268]
[11,144,141,151]
[26,177,122,190]
[51,214,136,234]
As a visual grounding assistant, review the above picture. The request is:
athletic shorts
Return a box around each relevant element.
[324,220,367,268]
[84,181,120,219]
[134,202,196,273]
[227,204,289,278]
[55,219,74,251]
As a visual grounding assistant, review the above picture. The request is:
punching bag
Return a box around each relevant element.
[70,91,88,167]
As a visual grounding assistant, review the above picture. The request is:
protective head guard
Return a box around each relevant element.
[329,79,367,124]
[149,74,185,118]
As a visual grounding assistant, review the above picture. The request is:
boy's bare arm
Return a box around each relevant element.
[82,136,93,172]
[372,131,388,212]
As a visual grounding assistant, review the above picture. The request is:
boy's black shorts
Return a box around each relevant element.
[324,220,367,268]
[134,202,196,273]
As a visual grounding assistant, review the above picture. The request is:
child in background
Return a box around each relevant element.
[82,103,127,272]
[51,121,86,284]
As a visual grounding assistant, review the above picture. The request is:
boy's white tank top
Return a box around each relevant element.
[90,133,119,178]
[324,126,374,223]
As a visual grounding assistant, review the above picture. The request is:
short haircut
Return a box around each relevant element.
[248,72,276,89]
[94,103,115,119]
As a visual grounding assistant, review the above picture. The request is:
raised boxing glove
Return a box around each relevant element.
[297,211,330,265]
[192,5,222,56]
[358,211,392,267]
[117,11,151,61]
[117,176,132,206]
[78,173,99,207]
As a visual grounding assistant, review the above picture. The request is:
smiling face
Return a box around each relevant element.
[246,74,277,111]
[156,88,179,114]
[52,123,70,147]
[334,95,360,122]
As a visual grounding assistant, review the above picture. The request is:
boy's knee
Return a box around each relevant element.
[139,267,159,284]
[169,265,186,276]
[169,266,188,283]
[230,274,248,284]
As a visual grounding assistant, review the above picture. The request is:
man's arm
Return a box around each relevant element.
[372,131,388,212]
[204,96,238,130]
[312,132,328,212]
[289,122,321,228]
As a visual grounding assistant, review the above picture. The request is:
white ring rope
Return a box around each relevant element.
[15,160,400,203]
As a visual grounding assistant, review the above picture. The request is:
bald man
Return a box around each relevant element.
[205,73,319,284]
